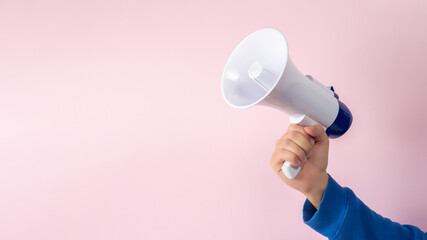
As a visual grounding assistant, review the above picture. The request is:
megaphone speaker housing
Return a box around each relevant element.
[221,28,352,139]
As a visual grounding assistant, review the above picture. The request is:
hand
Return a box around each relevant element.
[270,124,330,209]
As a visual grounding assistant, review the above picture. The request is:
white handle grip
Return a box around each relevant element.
[282,114,323,179]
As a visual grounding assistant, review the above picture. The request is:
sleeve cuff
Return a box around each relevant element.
[302,175,349,238]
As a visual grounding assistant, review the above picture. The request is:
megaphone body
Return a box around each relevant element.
[221,28,352,179]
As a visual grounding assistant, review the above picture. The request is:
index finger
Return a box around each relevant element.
[284,124,315,145]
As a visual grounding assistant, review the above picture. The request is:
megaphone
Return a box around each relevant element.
[221,28,352,179]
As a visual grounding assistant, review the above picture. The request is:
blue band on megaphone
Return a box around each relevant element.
[326,100,353,139]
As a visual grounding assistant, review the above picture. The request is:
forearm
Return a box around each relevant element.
[302,171,329,209]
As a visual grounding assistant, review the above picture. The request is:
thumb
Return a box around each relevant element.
[303,124,328,144]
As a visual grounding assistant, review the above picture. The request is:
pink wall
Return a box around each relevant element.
[1,0,426,239]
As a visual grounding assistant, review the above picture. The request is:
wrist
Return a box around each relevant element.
[303,172,329,209]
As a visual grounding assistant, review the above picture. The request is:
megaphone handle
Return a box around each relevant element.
[283,114,322,179]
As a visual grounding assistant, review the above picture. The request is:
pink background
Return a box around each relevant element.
[1,0,426,239]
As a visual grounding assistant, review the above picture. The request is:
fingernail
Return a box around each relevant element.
[309,138,315,145]
[307,151,312,158]
[304,157,308,163]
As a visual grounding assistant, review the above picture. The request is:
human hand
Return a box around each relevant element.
[270,124,330,209]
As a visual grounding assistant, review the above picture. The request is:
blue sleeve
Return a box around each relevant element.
[302,175,427,240]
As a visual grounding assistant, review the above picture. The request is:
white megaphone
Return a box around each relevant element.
[221,28,352,179]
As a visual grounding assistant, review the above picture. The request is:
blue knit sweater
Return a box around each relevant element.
[302,176,427,239]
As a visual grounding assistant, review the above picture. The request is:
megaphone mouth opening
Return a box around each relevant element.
[221,28,288,109]
[221,65,280,109]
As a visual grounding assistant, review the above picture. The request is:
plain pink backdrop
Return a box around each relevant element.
[1,0,426,239]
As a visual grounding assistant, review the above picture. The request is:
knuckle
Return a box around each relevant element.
[270,152,277,163]
[270,151,281,163]
[287,130,297,139]
[289,153,299,163]
[288,124,299,131]
[283,138,292,145]
[277,148,286,155]
[277,137,290,148]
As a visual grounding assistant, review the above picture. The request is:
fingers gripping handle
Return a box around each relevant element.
[282,114,321,179]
